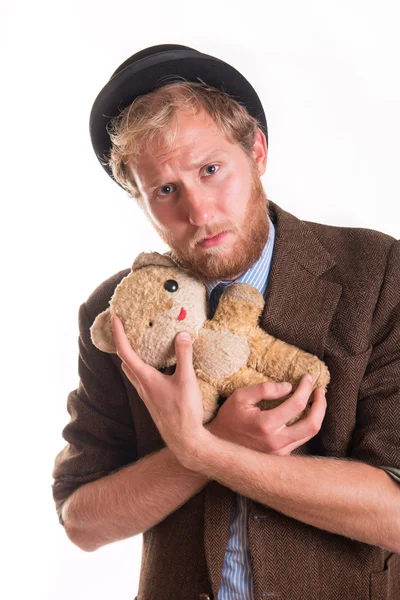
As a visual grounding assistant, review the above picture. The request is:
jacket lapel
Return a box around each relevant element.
[262,201,342,358]
[204,202,342,595]
[204,482,236,596]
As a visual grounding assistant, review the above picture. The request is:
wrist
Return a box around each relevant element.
[177,428,215,471]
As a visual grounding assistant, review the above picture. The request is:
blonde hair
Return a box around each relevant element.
[106,79,262,198]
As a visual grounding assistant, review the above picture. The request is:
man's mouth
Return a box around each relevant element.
[198,231,229,248]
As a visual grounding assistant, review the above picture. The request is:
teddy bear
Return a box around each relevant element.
[90,251,330,425]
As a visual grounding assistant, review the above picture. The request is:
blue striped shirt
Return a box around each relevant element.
[204,215,276,600]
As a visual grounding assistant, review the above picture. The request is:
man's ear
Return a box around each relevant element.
[251,127,268,176]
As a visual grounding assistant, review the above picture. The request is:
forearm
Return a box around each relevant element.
[184,432,400,553]
[63,445,210,552]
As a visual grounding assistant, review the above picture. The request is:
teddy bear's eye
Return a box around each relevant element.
[164,279,179,292]
[149,322,153,327]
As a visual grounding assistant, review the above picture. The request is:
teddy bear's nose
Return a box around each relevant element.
[164,279,179,292]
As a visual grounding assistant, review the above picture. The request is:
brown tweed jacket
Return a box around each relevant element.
[52,201,400,600]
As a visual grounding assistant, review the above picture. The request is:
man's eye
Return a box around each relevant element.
[157,184,175,197]
[204,164,219,176]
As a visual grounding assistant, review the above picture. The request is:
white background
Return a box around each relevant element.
[1,1,399,599]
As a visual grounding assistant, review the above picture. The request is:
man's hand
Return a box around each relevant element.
[207,376,327,456]
[112,315,326,462]
[111,316,208,461]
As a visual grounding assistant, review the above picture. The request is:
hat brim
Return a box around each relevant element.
[89,48,267,183]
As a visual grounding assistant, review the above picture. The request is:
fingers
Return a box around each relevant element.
[174,331,196,381]
[262,374,314,430]
[239,380,293,404]
[278,385,327,447]
[111,315,149,378]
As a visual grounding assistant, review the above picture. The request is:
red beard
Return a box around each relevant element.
[161,171,270,283]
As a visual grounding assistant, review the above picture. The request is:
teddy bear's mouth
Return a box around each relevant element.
[177,307,187,321]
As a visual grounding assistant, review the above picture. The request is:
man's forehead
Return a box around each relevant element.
[127,108,237,185]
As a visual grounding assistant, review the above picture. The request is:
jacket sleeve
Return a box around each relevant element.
[52,300,137,526]
[349,239,400,482]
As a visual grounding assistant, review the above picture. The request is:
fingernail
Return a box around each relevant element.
[306,374,313,382]
[179,332,191,341]
[278,382,291,388]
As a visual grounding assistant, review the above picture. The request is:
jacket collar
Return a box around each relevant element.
[267,200,336,276]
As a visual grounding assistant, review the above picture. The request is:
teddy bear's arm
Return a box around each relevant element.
[208,283,265,332]
[248,328,330,391]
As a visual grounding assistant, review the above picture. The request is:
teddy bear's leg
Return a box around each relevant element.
[248,329,330,390]
[197,378,220,424]
[218,366,310,427]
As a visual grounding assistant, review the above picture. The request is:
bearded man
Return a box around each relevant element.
[52,45,400,600]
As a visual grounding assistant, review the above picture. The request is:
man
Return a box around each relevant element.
[52,45,400,599]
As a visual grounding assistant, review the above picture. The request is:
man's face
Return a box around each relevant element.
[130,108,270,282]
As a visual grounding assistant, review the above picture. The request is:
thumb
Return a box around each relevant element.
[174,331,195,380]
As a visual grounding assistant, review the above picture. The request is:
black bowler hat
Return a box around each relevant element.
[89,43,268,184]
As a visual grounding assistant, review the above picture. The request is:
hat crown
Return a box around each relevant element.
[111,44,199,80]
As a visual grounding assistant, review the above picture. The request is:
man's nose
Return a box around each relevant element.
[184,185,215,227]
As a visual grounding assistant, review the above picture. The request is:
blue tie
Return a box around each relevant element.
[209,282,229,319]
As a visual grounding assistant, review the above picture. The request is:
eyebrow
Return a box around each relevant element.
[146,149,229,189]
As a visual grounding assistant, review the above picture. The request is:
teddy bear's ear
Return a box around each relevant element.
[90,308,117,353]
[131,251,179,271]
